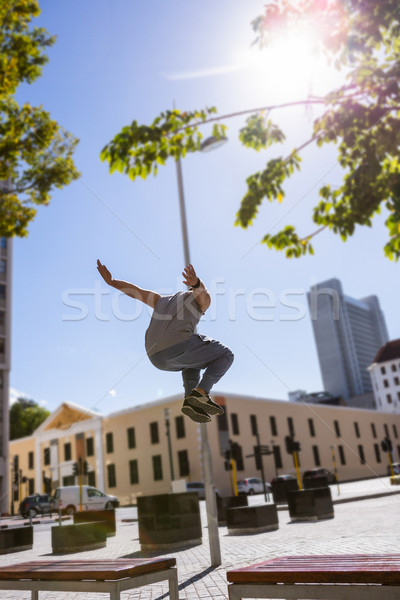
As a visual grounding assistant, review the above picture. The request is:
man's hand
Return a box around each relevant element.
[97,260,113,286]
[182,264,199,287]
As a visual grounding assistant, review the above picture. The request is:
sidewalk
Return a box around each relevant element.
[0,477,399,599]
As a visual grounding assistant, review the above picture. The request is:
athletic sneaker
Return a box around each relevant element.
[188,389,225,416]
[181,399,211,423]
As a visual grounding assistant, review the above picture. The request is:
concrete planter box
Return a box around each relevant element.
[51,522,107,554]
[138,492,201,551]
[226,504,279,535]
[217,495,248,524]
[74,509,116,536]
[271,479,299,503]
[288,487,334,522]
[0,526,33,554]
[303,476,329,489]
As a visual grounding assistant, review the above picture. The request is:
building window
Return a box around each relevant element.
[371,423,377,438]
[393,424,398,439]
[387,394,392,404]
[269,415,278,436]
[384,424,389,437]
[381,366,386,374]
[312,445,320,466]
[273,445,283,469]
[64,442,72,461]
[392,364,398,372]
[374,443,381,463]
[88,471,96,487]
[150,422,159,444]
[127,427,136,449]
[178,450,190,477]
[398,392,400,402]
[254,446,262,470]
[383,379,389,388]
[287,417,295,436]
[28,451,34,470]
[250,415,258,436]
[338,445,346,465]
[107,464,116,488]
[0,285,5,300]
[394,376,400,386]
[44,448,50,466]
[106,432,114,453]
[152,455,163,481]
[358,445,366,465]
[28,479,35,495]
[86,437,94,457]
[129,459,139,484]
[0,260,6,274]
[0,238,6,249]
[354,422,360,438]
[334,420,341,437]
[175,416,185,439]
[308,418,315,437]
[231,413,239,435]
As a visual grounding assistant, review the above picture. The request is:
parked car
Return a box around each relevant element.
[270,474,297,484]
[53,486,119,515]
[185,482,219,499]
[387,462,400,475]
[237,477,272,495]
[19,494,54,518]
[302,468,336,484]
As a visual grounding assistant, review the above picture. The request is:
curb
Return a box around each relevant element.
[275,488,400,510]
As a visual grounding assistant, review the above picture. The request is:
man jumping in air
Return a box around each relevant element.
[97,260,234,423]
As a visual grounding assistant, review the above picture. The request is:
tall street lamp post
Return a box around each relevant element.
[164,408,175,485]
[175,136,226,566]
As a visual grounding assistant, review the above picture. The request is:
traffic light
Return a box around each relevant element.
[224,460,232,471]
[224,449,231,460]
[294,441,301,453]
[285,435,294,454]
[231,442,240,462]
[381,437,393,452]
[72,461,79,476]
[83,460,89,475]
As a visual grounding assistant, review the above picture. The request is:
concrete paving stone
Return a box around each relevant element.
[0,479,399,599]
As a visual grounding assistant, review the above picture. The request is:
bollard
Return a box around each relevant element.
[58,500,62,526]
[29,512,32,527]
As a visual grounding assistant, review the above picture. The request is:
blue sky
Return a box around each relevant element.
[10,0,399,414]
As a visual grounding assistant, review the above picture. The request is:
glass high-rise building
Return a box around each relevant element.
[307,278,389,401]
[0,234,11,514]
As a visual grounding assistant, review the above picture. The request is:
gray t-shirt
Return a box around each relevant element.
[145,291,203,356]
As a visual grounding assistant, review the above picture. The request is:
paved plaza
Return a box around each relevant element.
[0,477,399,599]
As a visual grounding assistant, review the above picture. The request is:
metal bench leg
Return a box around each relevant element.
[168,568,179,600]
[109,580,122,600]
[32,591,39,600]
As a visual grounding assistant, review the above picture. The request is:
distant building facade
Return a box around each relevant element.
[368,339,400,414]
[8,393,400,513]
[0,234,12,515]
[308,278,389,403]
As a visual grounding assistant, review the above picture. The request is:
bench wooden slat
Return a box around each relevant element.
[227,554,400,585]
[0,558,176,581]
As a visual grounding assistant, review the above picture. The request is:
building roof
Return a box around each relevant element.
[373,339,400,363]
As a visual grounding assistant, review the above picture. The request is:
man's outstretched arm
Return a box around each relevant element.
[182,264,211,313]
[97,260,160,309]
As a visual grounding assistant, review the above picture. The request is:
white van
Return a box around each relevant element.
[53,486,119,515]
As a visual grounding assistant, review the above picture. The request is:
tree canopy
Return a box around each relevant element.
[0,0,79,237]
[101,0,400,259]
[9,397,50,440]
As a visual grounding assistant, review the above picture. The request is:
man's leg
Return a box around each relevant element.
[181,368,201,397]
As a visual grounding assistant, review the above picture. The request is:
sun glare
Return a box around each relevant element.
[239,28,344,102]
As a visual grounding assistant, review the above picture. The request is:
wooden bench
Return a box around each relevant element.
[227,554,400,599]
[0,558,178,600]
